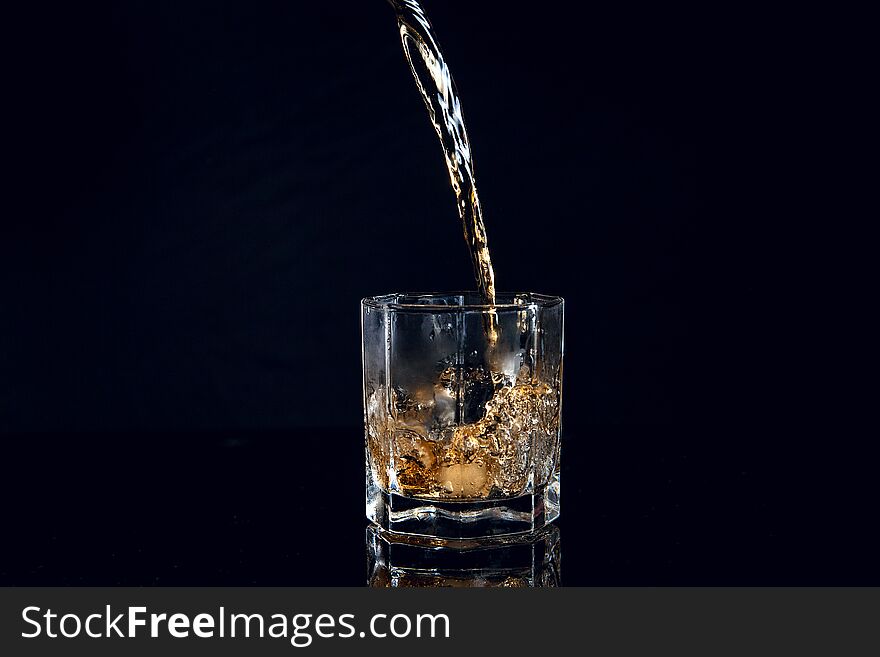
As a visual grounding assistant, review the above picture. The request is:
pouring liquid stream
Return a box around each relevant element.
[388,0,498,343]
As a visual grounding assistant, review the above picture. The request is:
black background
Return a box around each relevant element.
[0,2,871,585]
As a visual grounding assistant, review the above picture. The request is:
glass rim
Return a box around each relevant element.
[361,291,564,312]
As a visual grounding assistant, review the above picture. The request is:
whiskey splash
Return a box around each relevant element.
[388,0,497,317]
[366,369,561,500]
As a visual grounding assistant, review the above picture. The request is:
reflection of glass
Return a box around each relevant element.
[362,292,564,538]
[366,525,561,587]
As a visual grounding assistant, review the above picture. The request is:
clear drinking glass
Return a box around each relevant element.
[362,292,564,538]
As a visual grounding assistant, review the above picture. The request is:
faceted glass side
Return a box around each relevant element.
[362,303,389,526]
[535,301,563,521]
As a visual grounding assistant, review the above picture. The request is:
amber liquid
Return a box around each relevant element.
[367,368,560,500]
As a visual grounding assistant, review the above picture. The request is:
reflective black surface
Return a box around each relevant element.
[2,428,876,586]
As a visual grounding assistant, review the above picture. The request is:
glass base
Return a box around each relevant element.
[366,524,561,587]
[367,476,559,539]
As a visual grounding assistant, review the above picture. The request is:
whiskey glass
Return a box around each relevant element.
[362,292,563,538]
